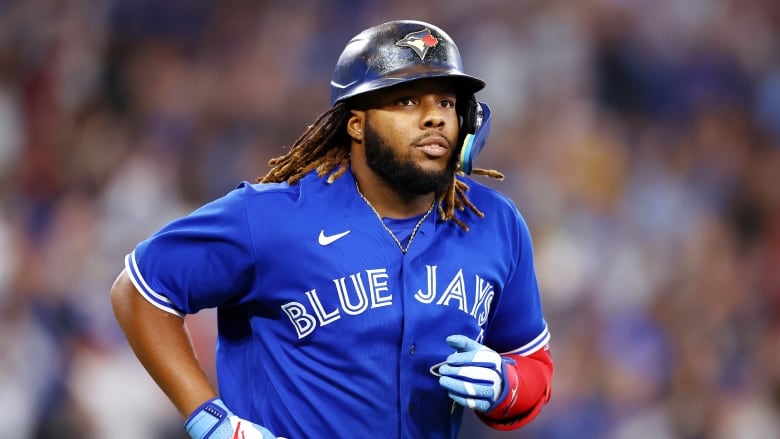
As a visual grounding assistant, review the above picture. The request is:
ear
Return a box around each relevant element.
[347,110,365,141]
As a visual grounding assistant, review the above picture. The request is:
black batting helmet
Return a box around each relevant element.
[329,20,485,106]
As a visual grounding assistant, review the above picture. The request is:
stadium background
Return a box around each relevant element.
[0,1,778,438]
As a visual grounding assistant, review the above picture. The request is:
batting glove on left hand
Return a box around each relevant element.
[437,334,507,413]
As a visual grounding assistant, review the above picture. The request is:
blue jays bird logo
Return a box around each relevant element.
[395,28,439,60]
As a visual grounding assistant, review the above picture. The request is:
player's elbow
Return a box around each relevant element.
[110,268,156,330]
[110,269,134,323]
[110,269,185,331]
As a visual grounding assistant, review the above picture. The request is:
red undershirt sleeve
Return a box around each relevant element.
[476,346,554,430]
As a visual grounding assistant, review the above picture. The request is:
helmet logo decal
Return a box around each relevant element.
[395,28,439,60]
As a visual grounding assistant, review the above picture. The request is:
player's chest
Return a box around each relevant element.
[257,233,504,341]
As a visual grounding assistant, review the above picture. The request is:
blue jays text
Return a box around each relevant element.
[282,264,495,339]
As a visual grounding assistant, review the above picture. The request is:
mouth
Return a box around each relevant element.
[415,136,450,158]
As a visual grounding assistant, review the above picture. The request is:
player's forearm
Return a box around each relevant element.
[110,269,217,418]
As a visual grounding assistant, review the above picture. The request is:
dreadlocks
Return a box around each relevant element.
[258,102,504,232]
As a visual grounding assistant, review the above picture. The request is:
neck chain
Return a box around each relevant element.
[355,181,435,254]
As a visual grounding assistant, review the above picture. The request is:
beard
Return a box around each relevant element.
[363,123,457,196]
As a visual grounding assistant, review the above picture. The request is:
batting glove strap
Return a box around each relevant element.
[185,398,231,439]
[485,357,520,417]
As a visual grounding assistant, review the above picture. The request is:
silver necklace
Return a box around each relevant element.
[355,181,435,254]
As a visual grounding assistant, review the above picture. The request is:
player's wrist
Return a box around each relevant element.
[185,398,231,439]
[486,357,518,415]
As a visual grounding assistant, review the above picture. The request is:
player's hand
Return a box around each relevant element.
[185,398,284,439]
[437,335,507,413]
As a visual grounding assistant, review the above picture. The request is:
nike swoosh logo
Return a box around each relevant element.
[318,229,350,246]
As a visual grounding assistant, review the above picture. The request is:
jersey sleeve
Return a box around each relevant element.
[124,183,256,316]
[484,207,550,356]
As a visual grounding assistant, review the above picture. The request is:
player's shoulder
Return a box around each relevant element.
[454,175,534,237]
[225,170,339,207]
[237,179,298,197]
[225,177,302,205]
[456,174,519,213]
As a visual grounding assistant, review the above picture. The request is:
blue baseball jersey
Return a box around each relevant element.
[125,167,549,439]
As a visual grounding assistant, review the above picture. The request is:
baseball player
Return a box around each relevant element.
[110,20,553,439]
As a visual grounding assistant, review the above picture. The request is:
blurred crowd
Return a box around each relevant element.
[0,1,778,438]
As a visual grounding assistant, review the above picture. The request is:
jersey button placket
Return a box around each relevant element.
[409,344,416,355]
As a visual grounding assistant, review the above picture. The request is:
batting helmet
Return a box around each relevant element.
[329,20,485,106]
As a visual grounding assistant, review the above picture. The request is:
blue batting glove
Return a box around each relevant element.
[185,398,282,439]
[437,335,507,412]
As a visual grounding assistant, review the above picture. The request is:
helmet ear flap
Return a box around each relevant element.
[457,95,492,175]
[457,93,478,158]
[458,94,479,139]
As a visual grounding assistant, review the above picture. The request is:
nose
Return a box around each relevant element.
[421,96,446,129]
[421,101,446,130]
